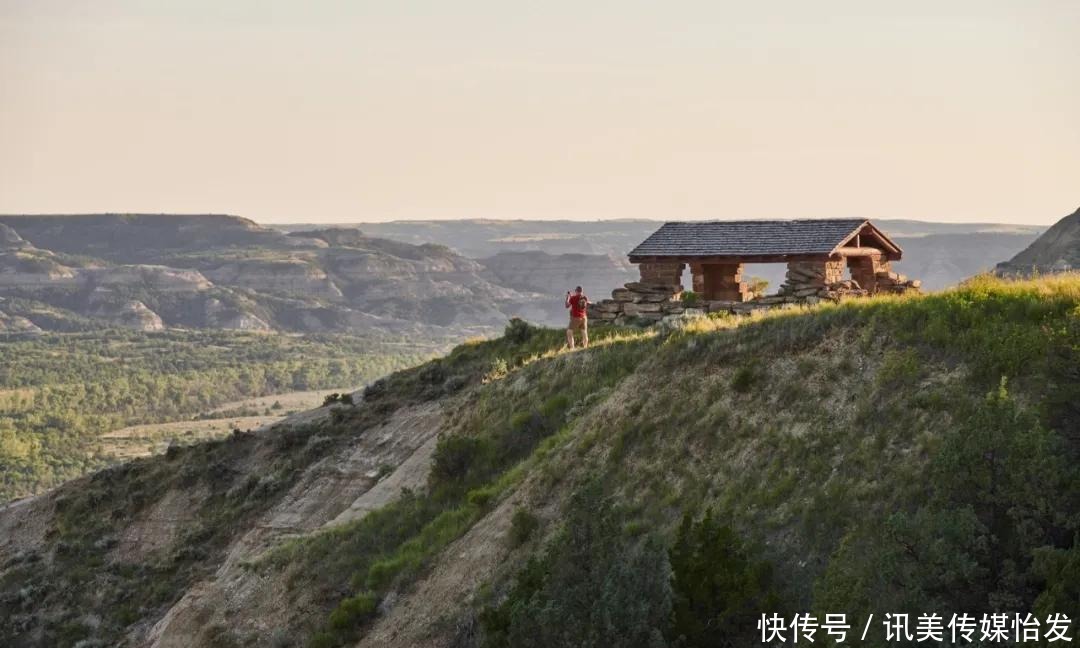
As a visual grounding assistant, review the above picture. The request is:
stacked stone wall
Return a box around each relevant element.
[588,257,921,325]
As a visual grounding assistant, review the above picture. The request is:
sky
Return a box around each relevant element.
[0,1,1077,225]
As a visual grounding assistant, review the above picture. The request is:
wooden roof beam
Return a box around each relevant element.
[831,247,884,257]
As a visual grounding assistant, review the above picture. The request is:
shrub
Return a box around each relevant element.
[497,411,551,464]
[508,509,540,547]
[817,380,1074,616]
[503,317,532,344]
[681,291,699,307]
[429,436,496,491]
[484,358,509,382]
[308,631,337,648]
[730,364,760,393]
[747,276,769,297]
[419,361,447,385]
[328,591,378,632]
[481,481,672,648]
[795,357,818,376]
[875,349,921,389]
[362,379,386,399]
[667,511,780,647]
[322,393,341,407]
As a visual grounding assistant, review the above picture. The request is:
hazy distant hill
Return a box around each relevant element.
[995,206,1080,276]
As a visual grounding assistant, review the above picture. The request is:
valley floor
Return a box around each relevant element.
[99,389,353,461]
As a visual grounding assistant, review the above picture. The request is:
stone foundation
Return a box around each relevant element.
[589,281,684,324]
[637,262,684,286]
[588,258,921,325]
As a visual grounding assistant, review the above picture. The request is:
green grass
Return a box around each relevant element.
[5,274,1078,647]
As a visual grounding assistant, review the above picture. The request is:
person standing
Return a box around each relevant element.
[565,286,589,349]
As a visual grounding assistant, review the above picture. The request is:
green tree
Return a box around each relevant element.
[483,481,671,648]
[667,511,780,648]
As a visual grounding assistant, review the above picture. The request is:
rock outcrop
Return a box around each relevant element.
[0,224,32,251]
[204,298,272,331]
[0,252,81,287]
[86,265,212,292]
[85,289,167,331]
[995,206,1080,277]
[204,259,342,298]
[0,309,42,334]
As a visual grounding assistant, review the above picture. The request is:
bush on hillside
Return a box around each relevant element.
[480,480,672,648]
[503,317,532,344]
[817,379,1076,615]
[508,508,540,547]
[667,511,780,648]
[730,364,761,393]
[429,436,497,492]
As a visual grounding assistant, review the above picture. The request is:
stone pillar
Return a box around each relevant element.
[689,263,705,294]
[702,263,749,301]
[847,254,882,292]
[637,262,684,287]
[824,259,845,284]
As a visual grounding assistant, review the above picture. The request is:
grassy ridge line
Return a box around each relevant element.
[1,275,1075,647]
[268,274,1079,647]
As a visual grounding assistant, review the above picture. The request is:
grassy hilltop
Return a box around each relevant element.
[1,275,1077,647]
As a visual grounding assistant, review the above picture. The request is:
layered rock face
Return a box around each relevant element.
[0,225,81,287]
[85,265,212,292]
[204,259,342,298]
[96,300,165,331]
[0,253,81,288]
[0,217,552,334]
[203,298,272,331]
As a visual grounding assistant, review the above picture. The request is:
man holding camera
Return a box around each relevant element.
[565,286,589,349]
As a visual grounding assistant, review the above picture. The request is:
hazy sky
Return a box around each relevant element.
[1,1,1077,225]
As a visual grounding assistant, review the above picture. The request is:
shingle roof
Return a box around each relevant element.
[628,219,870,258]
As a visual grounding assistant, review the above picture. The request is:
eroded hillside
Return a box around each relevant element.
[1,275,1078,647]
[0,215,558,335]
[996,206,1080,276]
